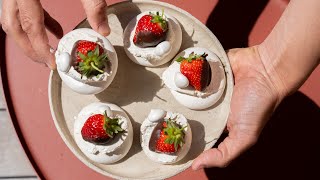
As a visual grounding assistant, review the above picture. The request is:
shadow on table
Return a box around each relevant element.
[206,0,269,49]
[204,91,320,180]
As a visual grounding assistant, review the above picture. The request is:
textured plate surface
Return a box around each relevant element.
[49,0,234,179]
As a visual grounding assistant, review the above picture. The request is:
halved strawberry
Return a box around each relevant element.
[155,118,185,153]
[74,40,108,78]
[133,10,168,48]
[176,53,211,91]
[81,111,123,145]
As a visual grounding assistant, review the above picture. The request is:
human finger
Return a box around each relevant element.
[80,0,110,36]
[192,132,257,169]
[1,0,38,60]
[16,0,56,69]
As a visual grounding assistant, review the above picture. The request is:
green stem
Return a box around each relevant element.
[90,62,104,73]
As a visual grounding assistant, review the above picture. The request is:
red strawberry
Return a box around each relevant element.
[74,40,108,78]
[155,119,185,154]
[133,11,168,48]
[162,121,167,128]
[76,40,104,62]
[176,53,211,91]
[81,111,123,145]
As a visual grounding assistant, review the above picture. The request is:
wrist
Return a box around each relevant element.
[257,0,320,102]
[256,43,288,104]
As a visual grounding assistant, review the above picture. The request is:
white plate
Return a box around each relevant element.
[49,0,234,179]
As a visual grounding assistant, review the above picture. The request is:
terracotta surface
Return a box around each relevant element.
[1,0,319,180]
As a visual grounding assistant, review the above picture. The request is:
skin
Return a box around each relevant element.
[0,0,110,69]
[192,0,320,170]
[1,0,319,172]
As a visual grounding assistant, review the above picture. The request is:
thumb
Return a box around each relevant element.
[81,0,110,36]
[192,133,257,170]
[46,47,56,70]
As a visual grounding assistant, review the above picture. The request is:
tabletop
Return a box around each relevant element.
[1,0,319,179]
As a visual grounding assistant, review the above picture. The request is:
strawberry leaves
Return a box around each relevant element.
[176,52,208,63]
[103,111,123,138]
[163,118,186,151]
[77,45,108,78]
[150,10,168,31]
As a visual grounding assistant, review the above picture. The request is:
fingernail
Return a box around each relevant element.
[50,48,55,54]
[46,61,56,70]
[47,49,57,70]
[98,21,111,36]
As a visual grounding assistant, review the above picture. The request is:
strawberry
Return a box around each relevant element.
[155,119,185,153]
[76,40,104,62]
[176,53,211,91]
[133,10,168,48]
[74,40,108,78]
[81,111,123,145]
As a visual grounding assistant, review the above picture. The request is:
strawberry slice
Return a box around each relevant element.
[74,40,108,78]
[176,53,211,91]
[155,118,185,154]
[81,111,123,145]
[133,10,168,48]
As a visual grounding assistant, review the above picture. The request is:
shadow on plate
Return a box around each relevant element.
[112,1,141,32]
[115,109,142,163]
[180,22,197,51]
[95,46,163,106]
[204,91,320,179]
[175,119,206,165]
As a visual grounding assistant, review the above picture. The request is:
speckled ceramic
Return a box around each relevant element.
[49,1,234,179]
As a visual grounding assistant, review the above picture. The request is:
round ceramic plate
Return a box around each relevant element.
[49,0,234,179]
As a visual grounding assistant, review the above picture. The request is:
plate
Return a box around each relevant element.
[49,0,234,179]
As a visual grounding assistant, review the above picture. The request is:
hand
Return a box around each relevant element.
[1,0,110,69]
[1,0,63,69]
[192,46,282,169]
[80,0,110,36]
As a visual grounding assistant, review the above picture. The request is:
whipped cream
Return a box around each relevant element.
[141,109,192,164]
[162,47,226,110]
[74,102,133,164]
[174,72,189,88]
[123,11,182,67]
[55,28,118,94]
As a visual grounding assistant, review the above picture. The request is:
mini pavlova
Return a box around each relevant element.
[74,102,133,164]
[162,47,226,110]
[140,109,192,164]
[124,10,182,67]
[55,28,118,94]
